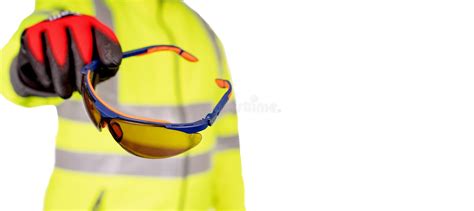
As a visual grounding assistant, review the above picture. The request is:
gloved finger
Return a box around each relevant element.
[67,21,94,91]
[21,29,52,88]
[44,27,73,99]
[91,20,122,80]
[17,49,55,93]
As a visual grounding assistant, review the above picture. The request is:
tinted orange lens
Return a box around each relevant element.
[108,119,202,159]
[82,75,101,128]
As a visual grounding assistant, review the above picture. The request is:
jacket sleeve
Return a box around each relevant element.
[212,38,246,211]
[0,10,64,107]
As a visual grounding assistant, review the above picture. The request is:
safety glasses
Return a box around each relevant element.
[80,45,232,159]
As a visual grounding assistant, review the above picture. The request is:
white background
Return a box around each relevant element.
[1,0,474,210]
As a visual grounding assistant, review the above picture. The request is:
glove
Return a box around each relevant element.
[15,12,122,99]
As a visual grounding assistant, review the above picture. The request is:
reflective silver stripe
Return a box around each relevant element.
[55,149,211,177]
[222,100,237,115]
[216,135,240,151]
[57,101,89,122]
[57,100,215,123]
[93,0,114,29]
[120,103,211,123]
[95,74,118,103]
[54,135,238,177]
[57,97,237,123]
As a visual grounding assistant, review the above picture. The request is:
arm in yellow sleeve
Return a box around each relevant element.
[213,38,246,211]
[0,10,64,107]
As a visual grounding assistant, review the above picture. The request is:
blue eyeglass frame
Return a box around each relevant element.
[80,45,232,134]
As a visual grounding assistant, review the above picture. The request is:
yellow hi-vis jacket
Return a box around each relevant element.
[0,0,245,210]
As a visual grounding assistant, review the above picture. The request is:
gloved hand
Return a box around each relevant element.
[15,12,122,99]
